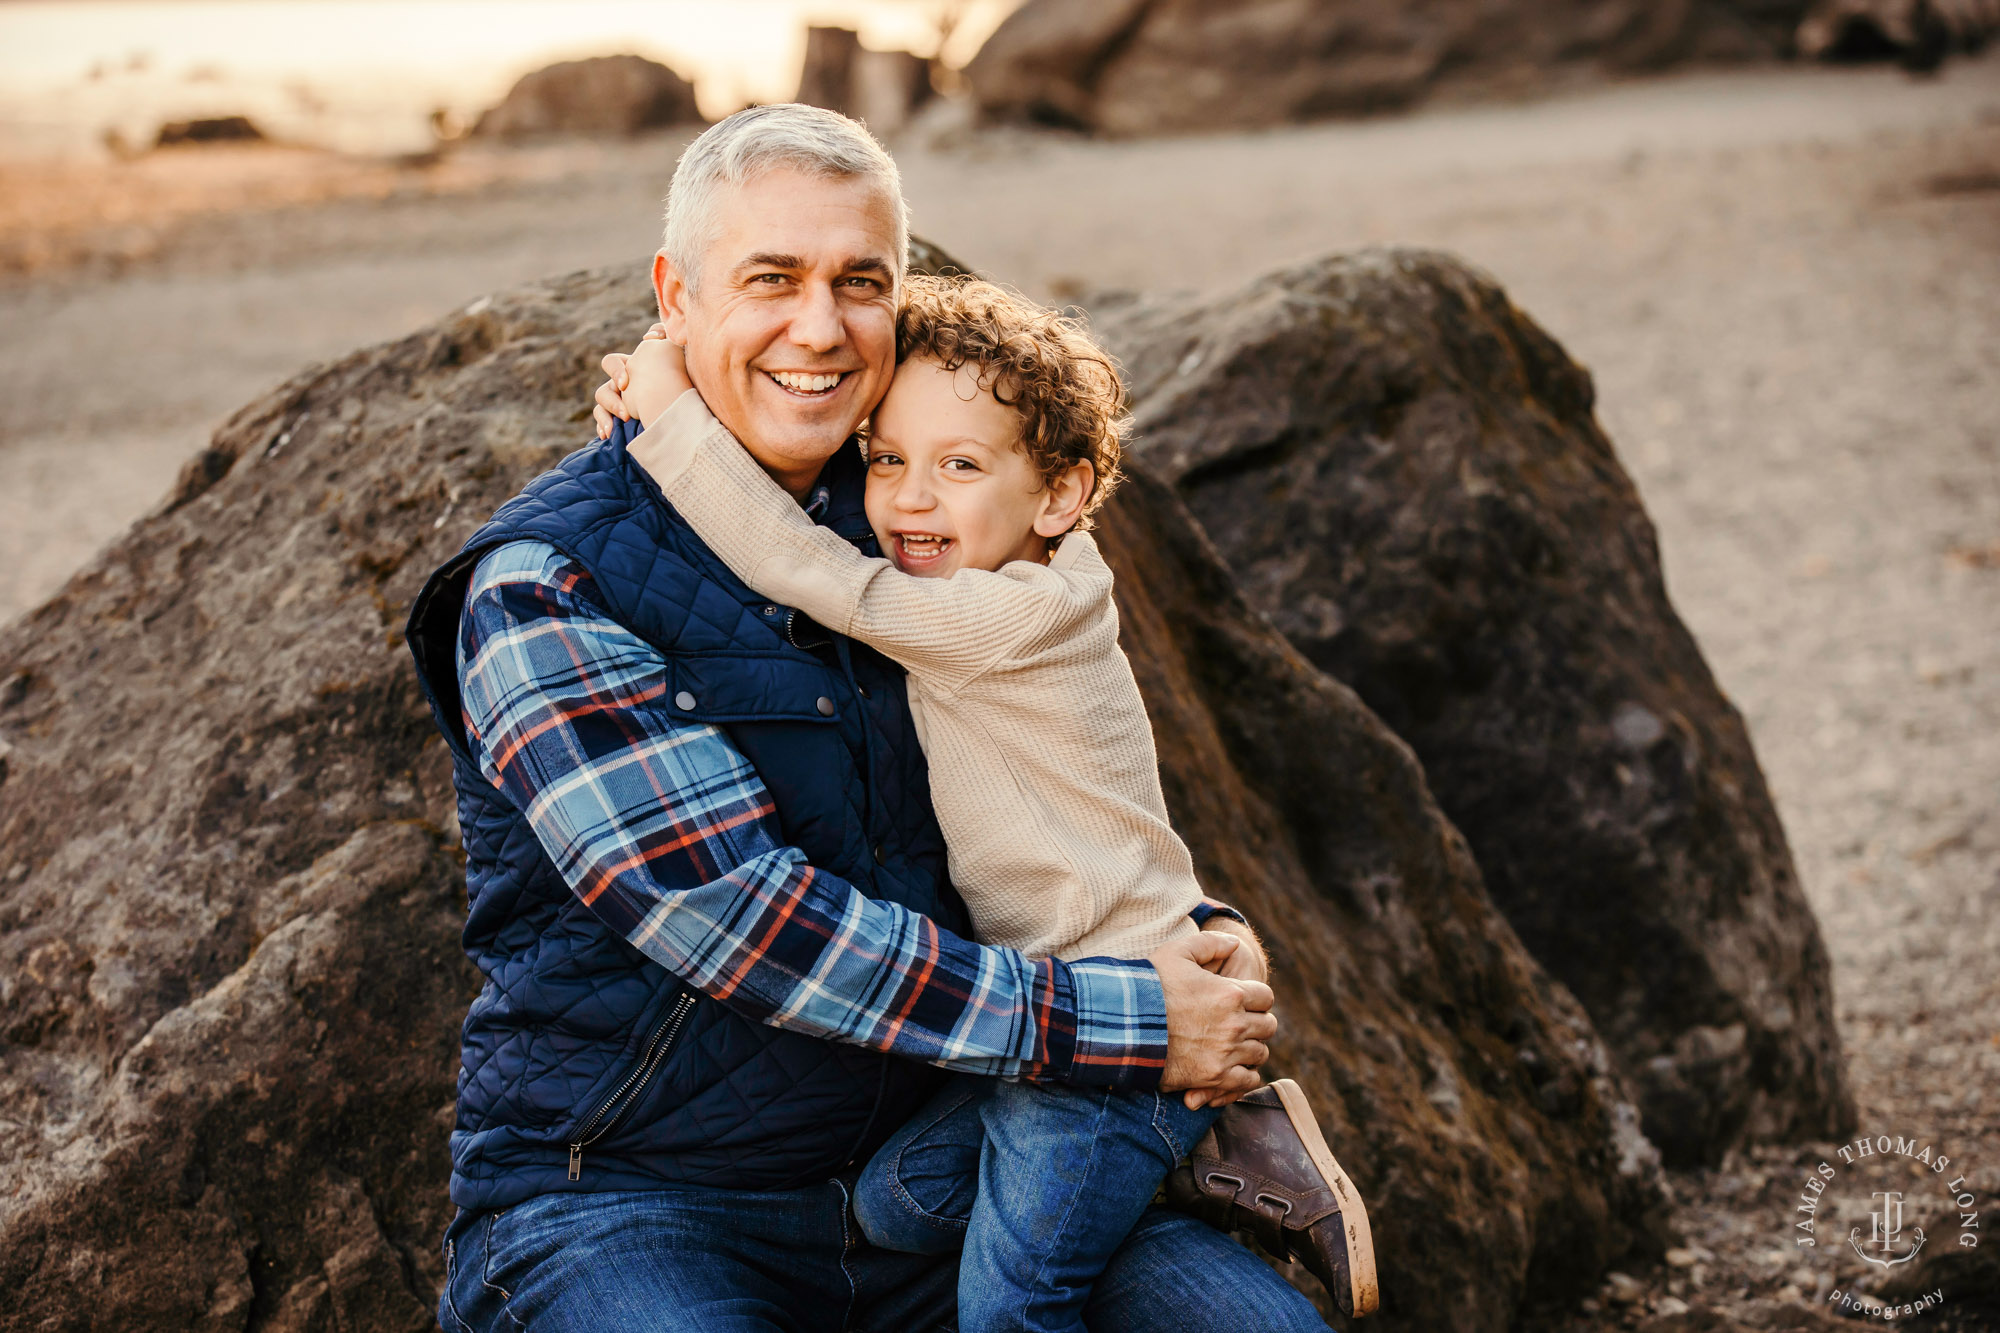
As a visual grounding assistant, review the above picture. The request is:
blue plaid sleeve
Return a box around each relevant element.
[455,540,1167,1089]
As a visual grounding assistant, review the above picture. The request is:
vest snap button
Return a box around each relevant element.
[762,605,778,617]
[674,691,696,711]
[873,844,886,866]
[816,696,835,716]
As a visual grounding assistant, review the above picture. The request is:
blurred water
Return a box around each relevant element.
[0,0,1013,159]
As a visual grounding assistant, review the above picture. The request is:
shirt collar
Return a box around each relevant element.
[810,436,878,552]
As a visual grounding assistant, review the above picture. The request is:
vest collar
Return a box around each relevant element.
[621,401,875,551]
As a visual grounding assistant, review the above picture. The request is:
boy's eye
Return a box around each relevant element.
[869,453,903,468]
[944,458,980,473]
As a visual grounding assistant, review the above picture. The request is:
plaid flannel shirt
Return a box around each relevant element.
[455,540,1169,1089]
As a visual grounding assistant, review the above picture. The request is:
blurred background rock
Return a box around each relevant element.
[966,0,2000,132]
[469,53,704,141]
[0,2,1996,1329]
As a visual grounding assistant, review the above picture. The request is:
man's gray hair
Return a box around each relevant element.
[662,103,909,295]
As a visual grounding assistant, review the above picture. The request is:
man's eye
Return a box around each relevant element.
[753,273,787,285]
[841,276,882,290]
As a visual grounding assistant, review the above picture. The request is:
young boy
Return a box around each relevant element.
[600,275,1378,1330]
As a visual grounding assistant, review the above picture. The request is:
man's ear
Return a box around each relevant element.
[1032,461,1096,539]
[652,251,692,344]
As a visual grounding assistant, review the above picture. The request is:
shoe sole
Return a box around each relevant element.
[1271,1078,1380,1317]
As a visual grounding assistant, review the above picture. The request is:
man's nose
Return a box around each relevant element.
[787,282,846,356]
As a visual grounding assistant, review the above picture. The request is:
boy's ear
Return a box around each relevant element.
[1033,460,1096,539]
[652,251,692,345]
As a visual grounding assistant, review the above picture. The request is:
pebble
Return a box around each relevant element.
[1604,1272,1644,1305]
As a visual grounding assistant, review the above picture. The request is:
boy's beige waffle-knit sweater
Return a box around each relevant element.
[631,390,1201,962]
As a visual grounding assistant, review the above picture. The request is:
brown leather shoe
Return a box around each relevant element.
[1165,1079,1379,1318]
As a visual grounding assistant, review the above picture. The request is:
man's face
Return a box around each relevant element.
[654,168,900,497]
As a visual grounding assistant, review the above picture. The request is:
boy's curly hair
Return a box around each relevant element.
[893,274,1127,527]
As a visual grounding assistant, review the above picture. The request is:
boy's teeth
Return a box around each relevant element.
[771,371,841,392]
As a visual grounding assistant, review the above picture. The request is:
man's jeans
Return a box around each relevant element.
[439,1173,1329,1333]
[852,1074,1221,1333]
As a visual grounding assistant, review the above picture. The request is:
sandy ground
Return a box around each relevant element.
[2,56,1997,1326]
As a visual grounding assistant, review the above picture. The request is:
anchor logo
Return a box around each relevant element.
[1850,1190,1926,1268]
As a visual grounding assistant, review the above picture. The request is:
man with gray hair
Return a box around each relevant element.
[406,103,1325,1331]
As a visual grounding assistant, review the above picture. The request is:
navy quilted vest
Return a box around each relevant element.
[405,419,965,1211]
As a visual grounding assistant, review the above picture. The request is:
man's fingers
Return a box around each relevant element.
[1229,1039,1270,1070]
[1182,1065,1264,1108]
[1173,931,1239,968]
[1232,978,1275,1012]
[1210,1066,1262,1099]
[1206,1082,1258,1109]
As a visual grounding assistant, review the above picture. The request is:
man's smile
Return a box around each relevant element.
[763,368,851,398]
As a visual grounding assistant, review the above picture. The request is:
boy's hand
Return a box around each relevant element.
[592,323,687,437]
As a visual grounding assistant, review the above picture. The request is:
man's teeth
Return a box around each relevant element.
[770,371,842,392]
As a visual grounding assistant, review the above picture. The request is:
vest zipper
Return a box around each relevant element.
[567,990,697,1181]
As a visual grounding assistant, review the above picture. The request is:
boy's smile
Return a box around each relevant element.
[888,529,954,570]
[865,357,1089,579]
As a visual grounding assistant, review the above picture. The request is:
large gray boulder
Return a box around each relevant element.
[1099,466,1668,1324]
[969,0,1810,134]
[472,53,701,140]
[0,251,1664,1329]
[1092,249,1854,1166]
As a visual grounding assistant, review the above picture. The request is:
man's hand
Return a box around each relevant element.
[1152,932,1276,1111]
[1186,919,1271,1108]
[592,322,678,438]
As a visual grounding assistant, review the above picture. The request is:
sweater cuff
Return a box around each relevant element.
[1051,957,1168,1093]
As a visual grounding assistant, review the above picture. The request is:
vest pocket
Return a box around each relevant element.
[666,653,846,724]
[566,989,698,1181]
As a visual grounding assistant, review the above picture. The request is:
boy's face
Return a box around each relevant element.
[864,356,1085,578]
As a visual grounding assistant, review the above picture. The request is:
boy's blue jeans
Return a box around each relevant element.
[852,1074,1221,1333]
